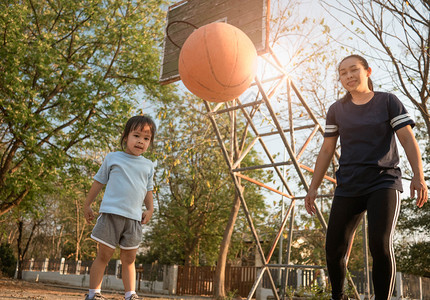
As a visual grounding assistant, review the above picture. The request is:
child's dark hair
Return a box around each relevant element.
[120,115,157,151]
[339,54,373,103]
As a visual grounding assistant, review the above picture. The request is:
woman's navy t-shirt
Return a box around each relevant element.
[324,92,415,197]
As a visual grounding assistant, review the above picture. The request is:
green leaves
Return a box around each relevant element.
[0,0,171,216]
[141,96,269,266]
[395,196,430,276]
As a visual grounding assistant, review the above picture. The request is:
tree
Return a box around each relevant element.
[0,158,98,264]
[0,0,173,216]
[143,96,235,265]
[0,242,17,277]
[395,196,430,277]
[261,0,341,269]
[52,157,102,261]
[320,0,430,278]
[1,157,114,275]
[212,104,273,298]
[142,95,269,268]
[15,209,43,279]
[320,0,430,140]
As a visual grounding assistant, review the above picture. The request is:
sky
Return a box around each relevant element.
[152,0,425,210]
[138,0,430,256]
[269,0,426,197]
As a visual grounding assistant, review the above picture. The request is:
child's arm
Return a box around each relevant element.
[84,180,105,223]
[142,191,154,224]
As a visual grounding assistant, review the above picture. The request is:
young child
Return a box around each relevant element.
[84,115,156,300]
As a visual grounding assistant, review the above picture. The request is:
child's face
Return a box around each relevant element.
[124,125,152,156]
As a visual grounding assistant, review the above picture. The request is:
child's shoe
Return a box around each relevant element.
[85,293,106,300]
[125,294,139,300]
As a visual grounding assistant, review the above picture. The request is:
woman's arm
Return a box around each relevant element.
[396,125,428,207]
[305,136,338,215]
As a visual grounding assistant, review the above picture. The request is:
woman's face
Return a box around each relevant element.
[338,57,372,93]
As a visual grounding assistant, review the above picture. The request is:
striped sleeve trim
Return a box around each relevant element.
[325,124,338,134]
[390,113,412,128]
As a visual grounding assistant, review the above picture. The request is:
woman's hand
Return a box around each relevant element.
[410,175,428,208]
[396,126,428,208]
[305,188,318,215]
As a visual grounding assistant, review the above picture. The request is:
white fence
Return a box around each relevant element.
[17,258,177,295]
[17,258,430,299]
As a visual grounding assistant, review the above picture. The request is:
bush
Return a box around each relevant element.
[0,243,17,278]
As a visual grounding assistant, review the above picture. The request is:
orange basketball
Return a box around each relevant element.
[178,23,258,103]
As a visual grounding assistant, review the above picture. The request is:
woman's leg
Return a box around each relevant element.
[120,248,138,293]
[366,189,401,300]
[326,195,365,300]
[90,243,115,289]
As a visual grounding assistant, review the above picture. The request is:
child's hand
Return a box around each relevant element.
[142,209,153,224]
[84,205,95,223]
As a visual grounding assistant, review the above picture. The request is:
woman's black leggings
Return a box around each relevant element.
[325,188,401,300]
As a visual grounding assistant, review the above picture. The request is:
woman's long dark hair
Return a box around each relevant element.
[339,54,373,103]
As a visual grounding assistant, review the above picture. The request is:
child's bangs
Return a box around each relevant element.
[130,121,151,132]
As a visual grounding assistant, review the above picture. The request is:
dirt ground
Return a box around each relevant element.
[0,278,174,300]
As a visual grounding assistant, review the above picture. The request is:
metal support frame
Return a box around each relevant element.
[203,48,367,300]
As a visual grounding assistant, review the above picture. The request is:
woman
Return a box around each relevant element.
[304,55,428,300]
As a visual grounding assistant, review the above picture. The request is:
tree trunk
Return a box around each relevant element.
[16,219,40,279]
[214,192,241,299]
[75,199,80,261]
[16,221,23,280]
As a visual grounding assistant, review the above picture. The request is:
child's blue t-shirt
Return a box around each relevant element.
[94,151,154,221]
[324,91,415,197]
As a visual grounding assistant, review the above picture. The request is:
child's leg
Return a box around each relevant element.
[90,243,115,289]
[120,248,138,293]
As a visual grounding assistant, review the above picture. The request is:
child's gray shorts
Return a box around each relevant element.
[91,213,142,250]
